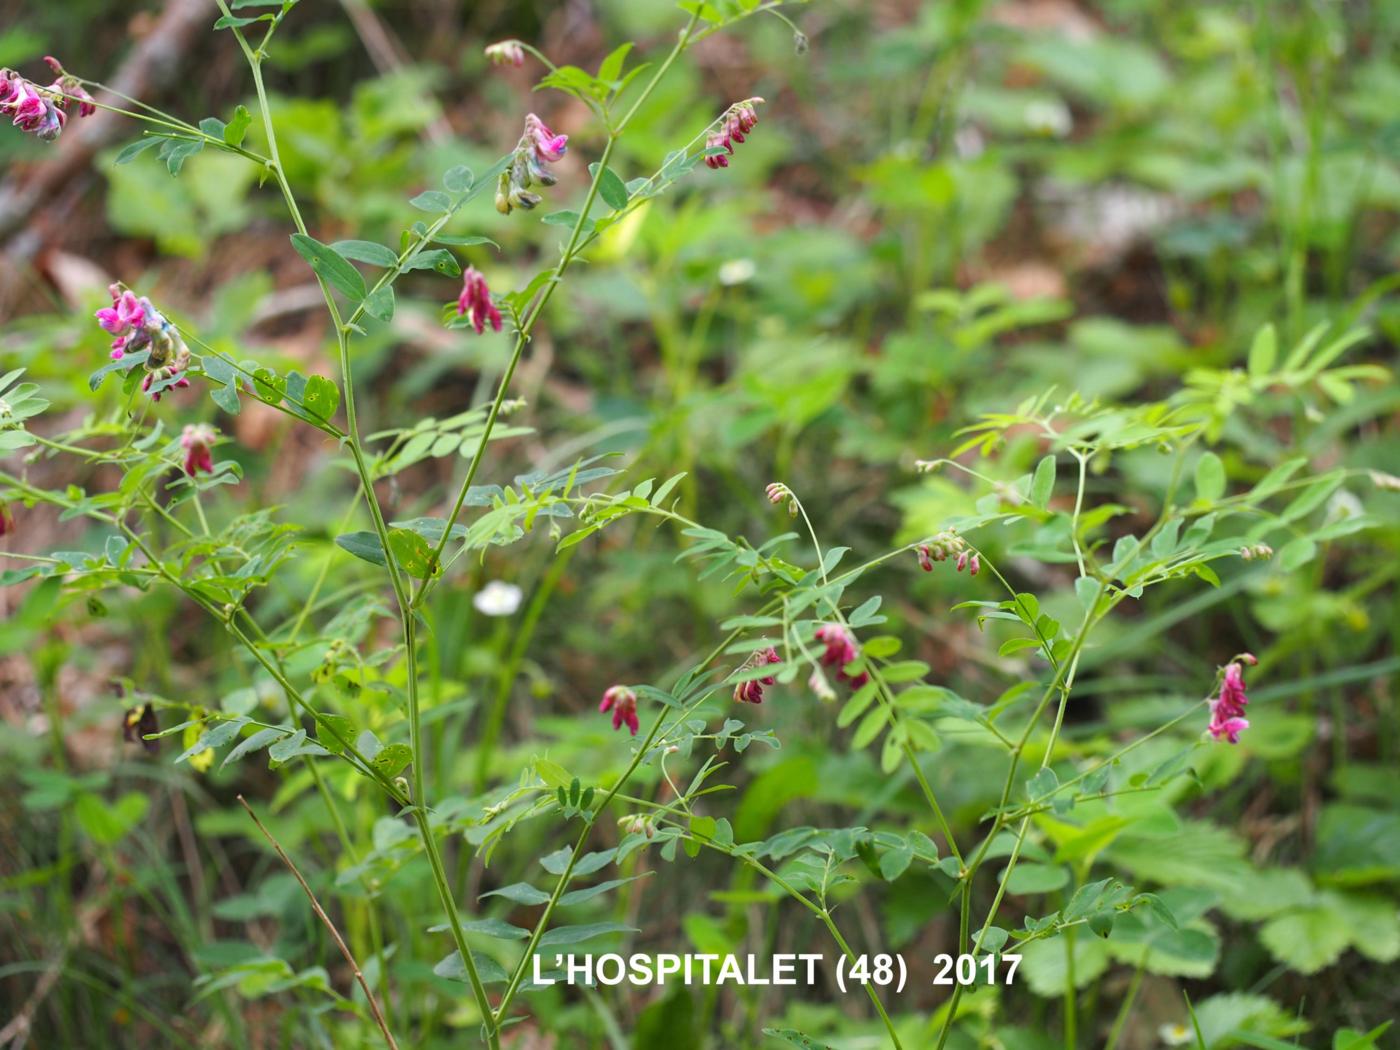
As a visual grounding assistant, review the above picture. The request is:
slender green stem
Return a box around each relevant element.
[413,12,703,603]
[212,2,498,1031]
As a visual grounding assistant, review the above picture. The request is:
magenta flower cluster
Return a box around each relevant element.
[180,424,216,477]
[917,530,978,575]
[94,283,190,401]
[765,480,798,516]
[455,267,502,335]
[496,113,568,213]
[705,99,762,170]
[1207,655,1255,744]
[734,646,782,704]
[814,623,868,689]
[1,57,94,142]
[599,685,639,736]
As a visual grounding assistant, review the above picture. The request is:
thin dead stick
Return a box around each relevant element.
[237,795,400,1050]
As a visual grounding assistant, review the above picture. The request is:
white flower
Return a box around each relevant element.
[1158,1022,1192,1047]
[1024,98,1072,138]
[473,580,523,616]
[718,258,756,286]
[1326,489,1363,522]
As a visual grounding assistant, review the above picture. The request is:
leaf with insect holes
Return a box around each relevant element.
[370,743,412,777]
[299,375,340,421]
[224,104,252,146]
[290,233,366,302]
[315,715,356,755]
[387,528,437,578]
[762,1028,838,1050]
[403,248,460,277]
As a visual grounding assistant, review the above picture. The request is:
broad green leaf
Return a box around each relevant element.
[481,882,551,905]
[1248,323,1277,376]
[290,233,366,302]
[538,921,638,947]
[1193,452,1225,504]
[331,239,399,267]
[74,791,148,845]
[335,531,387,567]
[433,950,509,984]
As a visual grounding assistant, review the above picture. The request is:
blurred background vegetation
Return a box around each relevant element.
[1,0,1398,1047]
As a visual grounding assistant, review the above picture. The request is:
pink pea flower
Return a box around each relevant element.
[180,423,216,477]
[525,113,568,163]
[96,289,148,357]
[734,646,781,704]
[599,685,639,736]
[0,499,13,538]
[496,113,568,214]
[705,98,764,170]
[814,623,868,689]
[95,283,191,400]
[484,41,526,68]
[2,59,93,142]
[1206,656,1256,744]
[1,75,65,141]
[455,267,502,335]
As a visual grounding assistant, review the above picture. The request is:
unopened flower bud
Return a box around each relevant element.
[485,40,526,68]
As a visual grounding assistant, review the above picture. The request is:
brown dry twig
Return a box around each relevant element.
[236,795,400,1050]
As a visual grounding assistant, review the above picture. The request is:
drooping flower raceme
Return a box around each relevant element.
[917,529,978,575]
[1,70,65,141]
[765,481,798,517]
[455,267,502,334]
[496,113,568,214]
[1207,655,1256,744]
[179,423,216,477]
[0,57,94,142]
[813,623,868,689]
[734,646,782,704]
[599,685,639,736]
[94,283,191,401]
[705,98,763,170]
